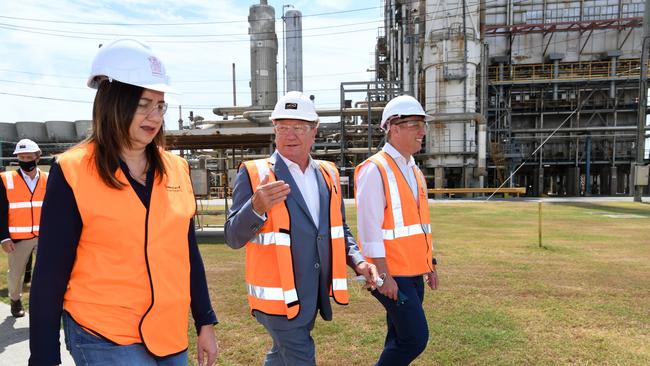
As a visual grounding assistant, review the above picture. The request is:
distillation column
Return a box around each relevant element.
[423,0,483,189]
[285,9,303,92]
[249,0,278,109]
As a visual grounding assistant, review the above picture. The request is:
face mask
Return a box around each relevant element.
[19,160,37,172]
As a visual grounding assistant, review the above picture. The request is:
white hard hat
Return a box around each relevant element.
[13,139,40,154]
[380,95,430,131]
[270,91,318,122]
[87,39,178,93]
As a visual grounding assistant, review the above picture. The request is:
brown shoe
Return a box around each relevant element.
[11,299,25,318]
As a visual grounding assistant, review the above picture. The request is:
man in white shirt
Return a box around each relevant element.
[0,139,48,318]
[355,95,439,366]
[225,91,378,366]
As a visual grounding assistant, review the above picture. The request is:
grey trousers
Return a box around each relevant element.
[259,318,317,366]
[7,237,37,301]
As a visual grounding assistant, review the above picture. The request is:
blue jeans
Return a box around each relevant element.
[371,276,429,366]
[63,312,188,366]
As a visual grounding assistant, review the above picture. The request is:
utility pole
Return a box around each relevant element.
[634,2,650,202]
[232,63,237,106]
[177,105,183,157]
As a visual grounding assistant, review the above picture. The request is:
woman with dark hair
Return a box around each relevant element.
[28,39,219,366]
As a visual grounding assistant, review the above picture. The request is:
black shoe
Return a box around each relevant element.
[10,299,25,318]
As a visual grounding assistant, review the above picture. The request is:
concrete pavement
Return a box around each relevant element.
[0,302,74,365]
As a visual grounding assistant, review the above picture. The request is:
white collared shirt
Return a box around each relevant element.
[355,143,419,258]
[20,168,40,193]
[276,152,320,228]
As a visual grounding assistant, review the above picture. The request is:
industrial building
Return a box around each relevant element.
[1,0,648,198]
[378,0,650,196]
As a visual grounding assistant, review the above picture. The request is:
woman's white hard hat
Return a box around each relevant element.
[271,91,319,122]
[380,95,431,131]
[87,39,178,94]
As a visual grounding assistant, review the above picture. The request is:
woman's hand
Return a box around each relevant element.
[196,324,218,366]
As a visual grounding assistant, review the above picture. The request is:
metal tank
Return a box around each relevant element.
[285,9,303,92]
[0,122,18,142]
[423,0,483,188]
[74,120,92,140]
[45,120,77,142]
[15,121,48,142]
[249,0,278,108]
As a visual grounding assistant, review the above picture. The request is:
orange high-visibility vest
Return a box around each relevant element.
[242,158,348,319]
[58,143,195,357]
[1,169,48,240]
[355,151,433,276]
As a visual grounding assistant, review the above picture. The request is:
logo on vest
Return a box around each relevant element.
[166,185,181,192]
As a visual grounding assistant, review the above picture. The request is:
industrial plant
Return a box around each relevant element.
[1,0,649,199]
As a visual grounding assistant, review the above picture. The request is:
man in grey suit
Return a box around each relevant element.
[225,91,378,366]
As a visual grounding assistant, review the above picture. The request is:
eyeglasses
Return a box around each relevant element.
[394,119,428,130]
[136,101,168,116]
[274,124,315,135]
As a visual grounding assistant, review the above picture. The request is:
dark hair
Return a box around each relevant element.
[86,79,166,189]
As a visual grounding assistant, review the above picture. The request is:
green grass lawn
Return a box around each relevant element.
[3,201,650,365]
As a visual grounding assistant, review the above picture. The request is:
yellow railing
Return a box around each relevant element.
[428,187,527,197]
[489,59,648,83]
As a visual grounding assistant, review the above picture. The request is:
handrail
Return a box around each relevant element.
[428,187,526,197]
[488,59,649,83]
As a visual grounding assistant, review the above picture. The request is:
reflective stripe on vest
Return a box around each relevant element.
[383,223,431,240]
[1,170,47,240]
[9,201,43,209]
[59,143,195,357]
[250,231,291,246]
[247,284,298,304]
[355,151,433,276]
[368,153,406,228]
[332,278,348,291]
[330,226,344,239]
[4,171,14,189]
[9,225,40,233]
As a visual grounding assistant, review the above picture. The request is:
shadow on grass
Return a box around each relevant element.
[522,244,584,257]
[549,202,650,217]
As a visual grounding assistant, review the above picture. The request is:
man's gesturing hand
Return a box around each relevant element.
[251,175,291,216]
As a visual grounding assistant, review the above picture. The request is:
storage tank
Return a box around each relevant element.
[249,0,278,108]
[15,121,48,142]
[0,122,18,142]
[75,120,92,139]
[285,9,303,92]
[46,120,77,142]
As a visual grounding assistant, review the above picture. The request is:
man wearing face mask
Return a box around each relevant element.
[0,139,47,318]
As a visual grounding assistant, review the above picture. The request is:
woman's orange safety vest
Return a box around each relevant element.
[355,151,433,276]
[58,143,196,357]
[242,158,349,319]
[1,169,48,240]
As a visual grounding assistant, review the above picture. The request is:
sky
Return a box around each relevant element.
[0,0,383,126]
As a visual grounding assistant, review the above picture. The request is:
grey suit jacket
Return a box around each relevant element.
[224,152,364,330]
